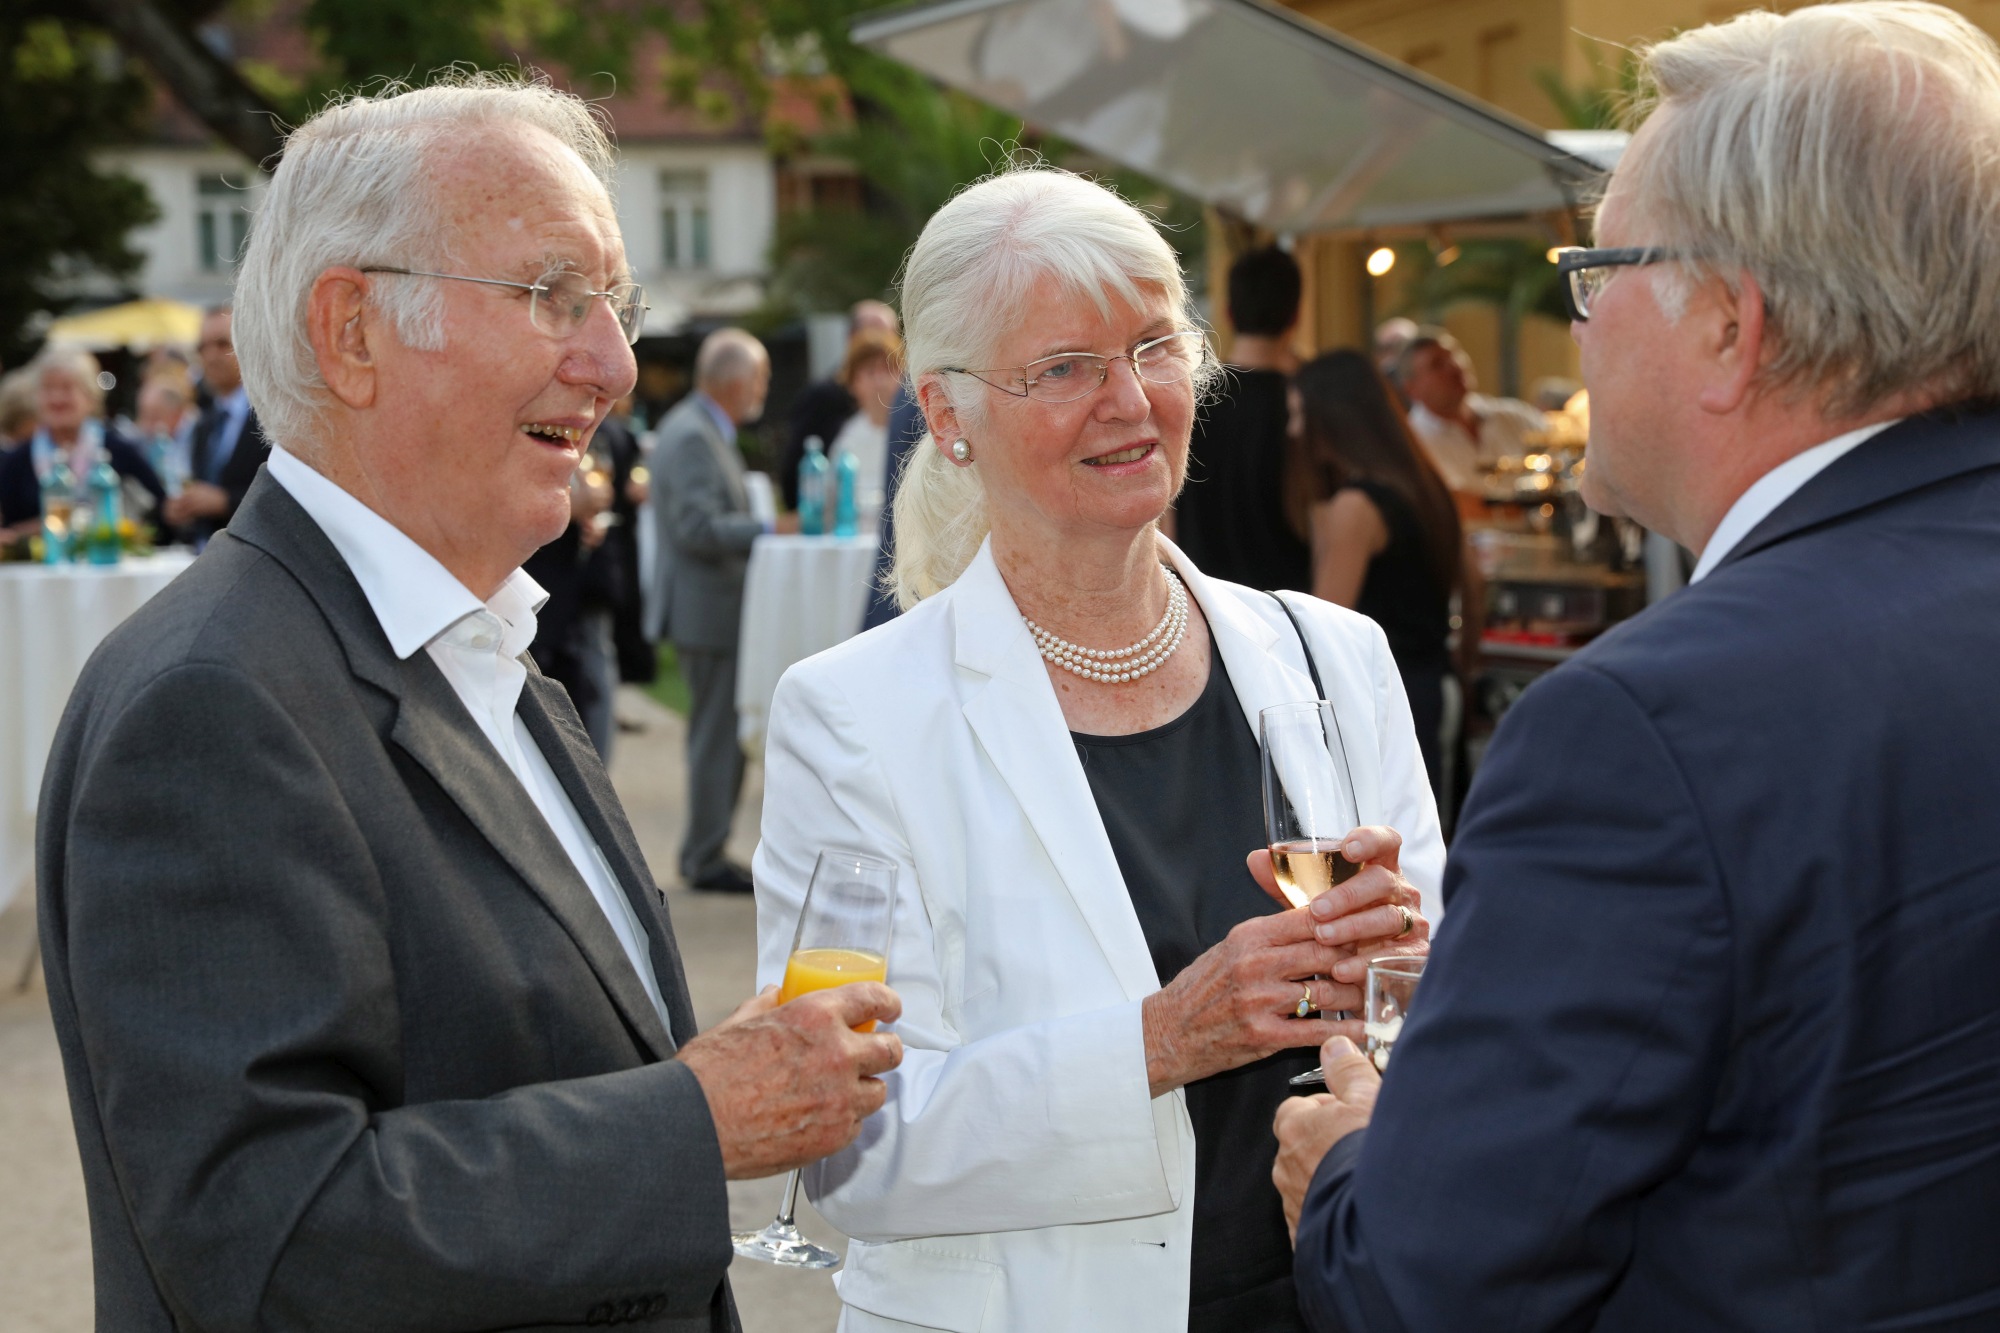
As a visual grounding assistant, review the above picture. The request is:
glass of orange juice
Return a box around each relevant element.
[732,850,896,1269]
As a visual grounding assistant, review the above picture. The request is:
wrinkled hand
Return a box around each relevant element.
[1248,825,1428,990]
[676,982,903,1179]
[1141,905,1357,1097]
[1272,1035,1379,1242]
[163,481,229,526]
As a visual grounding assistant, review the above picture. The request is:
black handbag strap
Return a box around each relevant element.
[1265,590,1326,698]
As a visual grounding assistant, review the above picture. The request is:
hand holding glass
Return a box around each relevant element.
[1260,700,1362,909]
[1292,954,1427,1087]
[732,851,896,1270]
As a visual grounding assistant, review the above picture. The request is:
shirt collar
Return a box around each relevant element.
[1689,418,1900,583]
[695,391,737,445]
[265,446,547,659]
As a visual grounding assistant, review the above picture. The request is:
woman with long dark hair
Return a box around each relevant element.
[1292,349,1463,789]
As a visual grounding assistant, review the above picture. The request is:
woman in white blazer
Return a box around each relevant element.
[753,167,1444,1333]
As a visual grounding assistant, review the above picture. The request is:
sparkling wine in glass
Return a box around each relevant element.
[1261,700,1361,909]
[731,850,896,1270]
[1264,699,1362,1089]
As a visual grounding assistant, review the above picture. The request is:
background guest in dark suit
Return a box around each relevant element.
[39,76,899,1333]
[1170,246,1310,591]
[1274,7,2000,1329]
[165,303,272,547]
[649,328,771,893]
[858,380,926,631]
[0,347,165,534]
[525,402,644,759]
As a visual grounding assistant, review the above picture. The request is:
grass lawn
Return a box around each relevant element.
[645,642,690,715]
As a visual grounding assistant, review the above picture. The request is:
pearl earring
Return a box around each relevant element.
[950,438,973,464]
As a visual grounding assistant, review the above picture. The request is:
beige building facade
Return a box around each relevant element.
[1250,0,2000,393]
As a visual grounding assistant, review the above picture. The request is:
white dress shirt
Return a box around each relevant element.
[1408,394,1547,493]
[266,447,670,1030]
[1689,420,1899,583]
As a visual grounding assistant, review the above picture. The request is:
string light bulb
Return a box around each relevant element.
[1366,247,1396,276]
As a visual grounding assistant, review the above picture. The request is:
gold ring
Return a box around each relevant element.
[1394,904,1416,938]
[1295,984,1314,1019]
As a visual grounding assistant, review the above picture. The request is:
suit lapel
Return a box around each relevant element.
[228,476,681,1060]
[389,657,678,1060]
[517,672,698,1045]
[1718,407,2000,575]
[951,543,1163,1000]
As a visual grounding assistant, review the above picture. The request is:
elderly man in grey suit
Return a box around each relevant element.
[650,330,770,894]
[37,77,899,1333]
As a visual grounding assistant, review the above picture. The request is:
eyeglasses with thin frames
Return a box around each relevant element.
[942,330,1209,404]
[1551,247,1686,322]
[360,267,650,345]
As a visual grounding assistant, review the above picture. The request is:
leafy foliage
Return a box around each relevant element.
[659,0,1204,320]
[0,9,158,364]
[1533,42,1647,132]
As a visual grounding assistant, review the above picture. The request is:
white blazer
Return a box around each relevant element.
[752,537,1445,1333]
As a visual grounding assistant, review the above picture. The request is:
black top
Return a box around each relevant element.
[1346,480,1451,673]
[1176,368,1311,593]
[1073,650,1312,1333]
[779,378,857,509]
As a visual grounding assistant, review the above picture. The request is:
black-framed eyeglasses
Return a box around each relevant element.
[942,330,1209,404]
[360,267,649,345]
[1552,247,1683,322]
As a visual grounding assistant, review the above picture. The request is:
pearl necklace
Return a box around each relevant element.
[1024,567,1190,684]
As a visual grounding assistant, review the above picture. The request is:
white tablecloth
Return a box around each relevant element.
[736,534,878,749]
[0,552,196,914]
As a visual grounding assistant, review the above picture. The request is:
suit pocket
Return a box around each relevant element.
[836,1239,999,1332]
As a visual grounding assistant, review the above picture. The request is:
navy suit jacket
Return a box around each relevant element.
[1295,409,2000,1332]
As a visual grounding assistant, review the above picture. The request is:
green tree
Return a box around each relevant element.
[0,9,159,364]
[659,0,1203,321]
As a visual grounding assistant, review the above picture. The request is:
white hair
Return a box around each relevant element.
[33,346,106,414]
[234,72,616,457]
[889,166,1211,609]
[1619,1,2000,416]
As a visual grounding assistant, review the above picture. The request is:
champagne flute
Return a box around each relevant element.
[1261,700,1361,909]
[1262,699,1360,1089]
[731,850,896,1269]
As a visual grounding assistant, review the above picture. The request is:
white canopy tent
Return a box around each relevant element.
[852,0,1624,236]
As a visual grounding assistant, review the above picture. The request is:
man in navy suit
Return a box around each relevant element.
[166,303,271,547]
[1273,6,2000,1329]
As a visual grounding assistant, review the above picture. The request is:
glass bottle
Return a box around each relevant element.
[833,449,860,538]
[798,435,829,536]
[40,460,75,565]
[86,455,123,565]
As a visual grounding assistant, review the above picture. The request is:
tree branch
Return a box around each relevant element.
[78,0,287,169]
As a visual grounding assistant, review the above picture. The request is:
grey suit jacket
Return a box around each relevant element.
[648,394,763,651]
[37,473,739,1332]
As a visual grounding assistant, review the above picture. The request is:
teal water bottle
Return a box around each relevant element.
[833,449,859,538]
[86,456,123,565]
[798,436,828,536]
[40,460,75,564]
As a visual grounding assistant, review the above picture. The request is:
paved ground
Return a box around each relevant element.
[0,687,846,1330]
